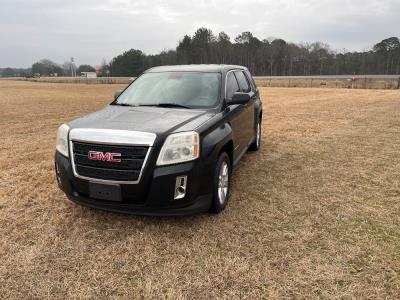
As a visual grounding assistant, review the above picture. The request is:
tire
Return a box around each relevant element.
[210,152,231,213]
[249,118,261,151]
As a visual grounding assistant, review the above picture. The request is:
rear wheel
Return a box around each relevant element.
[249,118,261,151]
[210,152,231,213]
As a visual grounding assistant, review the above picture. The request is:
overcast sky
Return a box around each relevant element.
[1,0,399,68]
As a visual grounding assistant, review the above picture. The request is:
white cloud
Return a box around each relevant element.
[0,0,398,67]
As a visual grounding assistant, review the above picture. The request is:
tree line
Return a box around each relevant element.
[108,29,400,76]
[0,60,97,77]
[1,28,399,77]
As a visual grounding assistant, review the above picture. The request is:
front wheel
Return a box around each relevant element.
[249,119,261,151]
[210,152,231,213]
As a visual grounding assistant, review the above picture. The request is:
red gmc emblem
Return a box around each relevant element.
[88,151,122,163]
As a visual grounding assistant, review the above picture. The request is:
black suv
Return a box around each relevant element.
[55,65,262,215]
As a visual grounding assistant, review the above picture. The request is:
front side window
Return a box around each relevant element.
[226,72,240,100]
[234,71,251,93]
[245,70,257,91]
[114,72,221,109]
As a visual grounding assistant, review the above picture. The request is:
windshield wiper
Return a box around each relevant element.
[138,103,191,109]
[113,103,136,107]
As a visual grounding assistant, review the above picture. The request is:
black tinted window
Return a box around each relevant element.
[234,71,251,92]
[245,70,257,91]
[226,72,240,100]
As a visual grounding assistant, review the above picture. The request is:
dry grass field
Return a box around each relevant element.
[0,81,399,299]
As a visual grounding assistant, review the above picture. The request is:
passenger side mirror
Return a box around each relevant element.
[114,90,122,100]
[228,92,250,105]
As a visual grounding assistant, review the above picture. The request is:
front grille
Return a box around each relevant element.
[72,142,149,182]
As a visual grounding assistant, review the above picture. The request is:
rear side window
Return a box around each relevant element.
[226,72,240,100]
[234,71,251,92]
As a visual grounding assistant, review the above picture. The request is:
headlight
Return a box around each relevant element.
[56,123,70,157]
[157,131,199,166]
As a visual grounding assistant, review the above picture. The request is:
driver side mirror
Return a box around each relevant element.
[228,92,250,105]
[114,90,122,100]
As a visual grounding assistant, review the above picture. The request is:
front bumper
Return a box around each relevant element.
[55,151,213,216]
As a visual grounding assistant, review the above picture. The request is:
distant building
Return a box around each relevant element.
[80,72,97,78]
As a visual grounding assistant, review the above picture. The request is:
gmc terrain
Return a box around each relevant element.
[55,65,262,215]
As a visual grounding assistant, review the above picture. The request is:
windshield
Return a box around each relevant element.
[113,72,221,108]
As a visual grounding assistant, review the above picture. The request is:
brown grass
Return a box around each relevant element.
[0,81,399,299]
[256,78,400,89]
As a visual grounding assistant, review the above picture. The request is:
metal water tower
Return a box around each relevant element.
[70,57,76,77]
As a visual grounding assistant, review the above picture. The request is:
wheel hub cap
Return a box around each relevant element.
[218,161,229,205]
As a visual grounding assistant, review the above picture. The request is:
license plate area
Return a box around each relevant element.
[89,182,121,202]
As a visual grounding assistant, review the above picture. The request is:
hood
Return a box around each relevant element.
[68,105,214,135]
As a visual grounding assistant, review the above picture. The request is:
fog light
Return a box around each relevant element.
[174,176,187,200]
[55,163,62,187]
